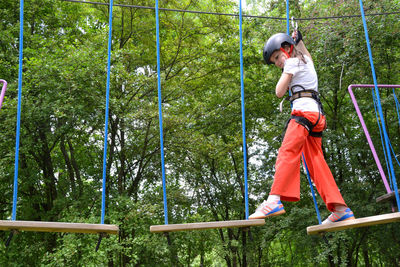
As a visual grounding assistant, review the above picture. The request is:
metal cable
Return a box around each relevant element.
[61,0,400,21]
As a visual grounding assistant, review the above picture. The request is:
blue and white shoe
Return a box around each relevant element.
[322,208,355,224]
[249,200,285,219]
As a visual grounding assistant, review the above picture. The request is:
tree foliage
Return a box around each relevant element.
[0,0,400,266]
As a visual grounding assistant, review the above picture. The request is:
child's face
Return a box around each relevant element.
[269,48,290,69]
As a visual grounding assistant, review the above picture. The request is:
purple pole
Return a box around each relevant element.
[0,80,7,111]
[347,84,399,194]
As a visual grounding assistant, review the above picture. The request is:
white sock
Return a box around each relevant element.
[334,205,347,212]
[267,194,280,203]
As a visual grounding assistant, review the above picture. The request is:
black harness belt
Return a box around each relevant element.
[281,86,324,138]
[290,115,323,137]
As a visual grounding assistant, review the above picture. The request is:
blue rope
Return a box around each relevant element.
[389,140,400,168]
[238,0,249,219]
[372,89,393,190]
[390,89,400,167]
[302,154,322,224]
[393,88,400,129]
[100,0,114,225]
[359,0,400,208]
[12,0,24,221]
[155,0,168,225]
[392,89,400,166]
[304,158,322,223]
[285,0,290,34]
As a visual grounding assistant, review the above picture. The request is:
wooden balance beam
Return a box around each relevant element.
[376,191,399,203]
[307,212,400,235]
[150,219,265,233]
[0,220,119,234]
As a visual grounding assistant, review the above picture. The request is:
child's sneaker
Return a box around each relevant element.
[249,200,285,219]
[322,208,355,224]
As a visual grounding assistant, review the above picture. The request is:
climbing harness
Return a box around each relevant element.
[281,85,325,137]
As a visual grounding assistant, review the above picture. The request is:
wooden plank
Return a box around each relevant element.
[0,220,119,234]
[150,219,265,233]
[307,212,400,235]
[376,191,397,203]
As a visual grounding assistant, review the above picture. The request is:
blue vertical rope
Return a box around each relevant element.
[155,0,168,225]
[393,88,400,133]
[302,155,322,224]
[372,92,393,190]
[285,0,290,35]
[389,141,400,167]
[359,0,400,208]
[12,0,24,221]
[303,153,322,223]
[238,0,249,220]
[101,0,114,225]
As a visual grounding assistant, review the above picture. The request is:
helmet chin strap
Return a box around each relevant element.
[280,45,294,59]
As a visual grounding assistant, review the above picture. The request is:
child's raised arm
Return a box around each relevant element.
[292,30,312,62]
[296,40,312,62]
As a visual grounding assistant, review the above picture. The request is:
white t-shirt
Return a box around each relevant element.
[283,55,319,112]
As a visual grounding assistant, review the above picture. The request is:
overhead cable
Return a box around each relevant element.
[61,0,400,21]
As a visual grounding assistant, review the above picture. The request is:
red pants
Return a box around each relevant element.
[270,110,346,211]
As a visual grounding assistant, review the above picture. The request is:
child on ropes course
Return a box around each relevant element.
[249,30,355,224]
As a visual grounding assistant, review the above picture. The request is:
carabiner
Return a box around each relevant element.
[291,17,298,31]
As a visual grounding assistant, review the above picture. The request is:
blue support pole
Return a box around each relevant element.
[155,0,168,225]
[100,0,114,225]
[238,0,249,220]
[12,0,24,221]
[359,0,400,208]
